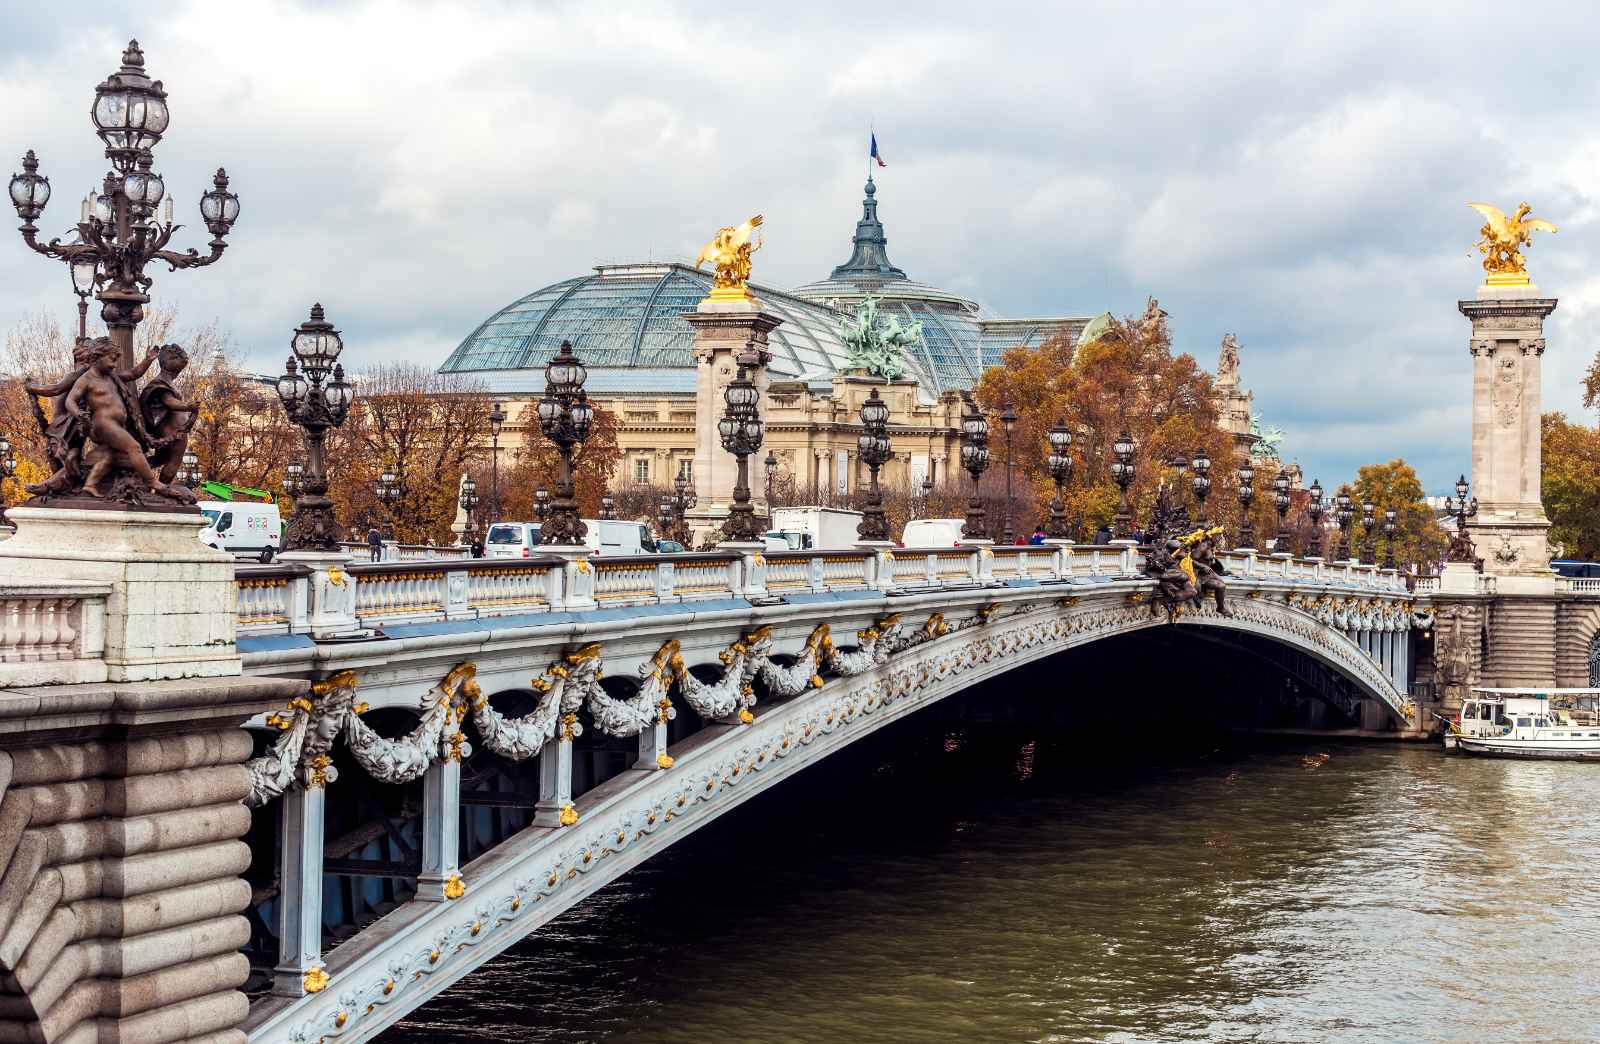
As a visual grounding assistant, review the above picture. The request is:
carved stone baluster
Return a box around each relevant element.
[20,599,42,662]
[37,599,60,660]
[57,598,80,657]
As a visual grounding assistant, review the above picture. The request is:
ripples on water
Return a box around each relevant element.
[390,727,1600,1043]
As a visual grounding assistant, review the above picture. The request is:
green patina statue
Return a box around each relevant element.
[840,295,922,382]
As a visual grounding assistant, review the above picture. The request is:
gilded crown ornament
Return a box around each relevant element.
[1469,201,1557,286]
[693,214,763,304]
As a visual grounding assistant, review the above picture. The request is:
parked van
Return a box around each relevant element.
[199,500,282,562]
[901,518,967,549]
[583,519,656,556]
[769,507,863,550]
[484,522,542,558]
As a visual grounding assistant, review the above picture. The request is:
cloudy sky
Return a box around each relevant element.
[3,0,1597,492]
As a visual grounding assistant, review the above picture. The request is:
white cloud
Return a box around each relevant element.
[4,0,1600,493]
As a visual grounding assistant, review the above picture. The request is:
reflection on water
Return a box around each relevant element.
[389,725,1600,1043]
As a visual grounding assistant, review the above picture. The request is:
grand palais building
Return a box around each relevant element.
[439,178,1094,498]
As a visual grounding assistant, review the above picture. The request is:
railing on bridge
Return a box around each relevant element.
[233,545,1410,638]
[335,540,471,563]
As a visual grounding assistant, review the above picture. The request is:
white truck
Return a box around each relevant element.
[768,507,864,551]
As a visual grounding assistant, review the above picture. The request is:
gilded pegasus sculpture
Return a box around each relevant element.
[694,214,764,303]
[1469,201,1557,285]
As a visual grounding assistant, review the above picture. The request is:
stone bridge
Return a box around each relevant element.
[225,542,1426,1042]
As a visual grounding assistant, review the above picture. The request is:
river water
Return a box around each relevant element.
[390,722,1600,1043]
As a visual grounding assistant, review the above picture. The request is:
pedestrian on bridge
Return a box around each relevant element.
[367,526,383,562]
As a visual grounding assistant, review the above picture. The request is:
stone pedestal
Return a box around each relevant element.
[278,549,361,639]
[1459,287,1558,583]
[684,299,782,540]
[0,507,240,681]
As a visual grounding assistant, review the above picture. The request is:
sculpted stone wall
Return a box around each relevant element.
[0,677,292,1044]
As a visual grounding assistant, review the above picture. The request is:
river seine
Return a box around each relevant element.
[390,722,1600,1043]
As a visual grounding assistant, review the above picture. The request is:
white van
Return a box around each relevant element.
[199,500,282,562]
[484,522,542,559]
[583,519,656,556]
[901,518,967,549]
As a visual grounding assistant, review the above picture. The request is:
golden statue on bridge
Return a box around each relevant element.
[1469,201,1557,286]
[694,214,764,303]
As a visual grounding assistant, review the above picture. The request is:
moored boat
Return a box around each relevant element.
[1447,688,1600,760]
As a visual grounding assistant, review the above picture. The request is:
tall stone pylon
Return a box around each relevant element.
[1458,286,1557,591]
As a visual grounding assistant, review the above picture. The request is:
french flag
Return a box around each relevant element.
[870,132,886,168]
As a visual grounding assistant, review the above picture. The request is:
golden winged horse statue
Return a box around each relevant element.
[1468,201,1557,285]
[694,215,764,302]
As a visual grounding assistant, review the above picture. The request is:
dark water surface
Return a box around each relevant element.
[387,727,1600,1043]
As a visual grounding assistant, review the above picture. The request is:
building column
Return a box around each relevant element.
[534,732,575,827]
[416,757,462,901]
[274,786,327,996]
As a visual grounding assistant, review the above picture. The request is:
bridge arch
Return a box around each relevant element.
[248,587,1418,1042]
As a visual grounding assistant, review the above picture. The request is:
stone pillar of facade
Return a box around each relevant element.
[1459,288,1557,590]
[682,301,782,546]
[0,509,300,1042]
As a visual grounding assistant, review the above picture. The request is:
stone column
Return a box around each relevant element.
[683,300,782,545]
[273,785,327,996]
[1459,288,1557,588]
[415,757,462,902]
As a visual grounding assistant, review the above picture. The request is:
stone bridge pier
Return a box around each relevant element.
[0,510,302,1044]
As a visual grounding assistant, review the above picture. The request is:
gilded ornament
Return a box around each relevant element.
[1469,202,1557,285]
[558,804,578,826]
[443,874,465,899]
[693,214,764,303]
[326,567,347,588]
[657,753,675,769]
[302,966,330,993]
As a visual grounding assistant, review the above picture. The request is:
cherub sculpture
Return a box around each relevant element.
[694,215,764,301]
[1469,201,1557,281]
[24,336,195,505]
[139,344,198,486]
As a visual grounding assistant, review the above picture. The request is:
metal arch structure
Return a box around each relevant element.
[242,572,1423,1043]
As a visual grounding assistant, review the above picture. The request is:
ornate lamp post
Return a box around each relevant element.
[1236,461,1256,550]
[1110,429,1135,540]
[959,395,990,541]
[1360,500,1377,565]
[284,458,304,500]
[535,341,593,547]
[999,398,1017,544]
[657,496,675,546]
[1446,474,1479,564]
[717,363,765,543]
[856,388,893,542]
[276,305,354,552]
[69,252,99,341]
[1045,419,1073,540]
[488,401,505,521]
[459,476,479,544]
[1382,507,1398,570]
[176,450,201,489]
[1272,469,1292,552]
[375,469,402,541]
[11,42,240,373]
[668,470,696,546]
[1190,447,1212,528]
[0,434,14,527]
[1334,491,1354,562]
[1305,479,1325,557]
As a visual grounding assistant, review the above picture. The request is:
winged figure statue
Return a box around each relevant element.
[1468,201,1557,282]
[694,215,764,302]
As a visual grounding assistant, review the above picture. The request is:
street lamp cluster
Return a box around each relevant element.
[717,361,766,543]
[958,395,990,540]
[275,305,354,552]
[856,388,893,542]
[535,341,594,547]
[10,41,240,374]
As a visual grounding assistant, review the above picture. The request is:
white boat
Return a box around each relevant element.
[1447,688,1600,760]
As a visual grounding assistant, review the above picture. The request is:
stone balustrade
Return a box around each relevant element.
[232,545,1412,638]
[0,582,112,686]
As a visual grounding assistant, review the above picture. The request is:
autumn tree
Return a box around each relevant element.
[1337,459,1447,572]
[329,365,493,544]
[1542,412,1600,560]
[973,303,1238,541]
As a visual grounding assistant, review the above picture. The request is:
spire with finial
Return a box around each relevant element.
[829,174,907,283]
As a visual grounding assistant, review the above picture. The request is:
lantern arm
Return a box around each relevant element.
[152,234,226,272]
[21,222,104,261]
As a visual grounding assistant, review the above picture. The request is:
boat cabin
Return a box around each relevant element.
[1459,689,1600,741]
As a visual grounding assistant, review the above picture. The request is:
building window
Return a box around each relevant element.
[677,459,692,483]
[634,458,650,483]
